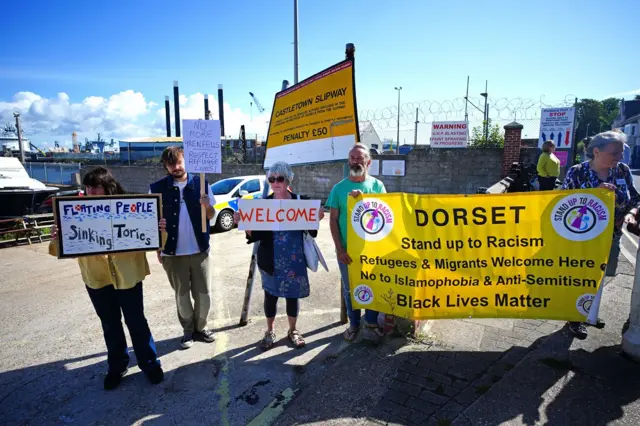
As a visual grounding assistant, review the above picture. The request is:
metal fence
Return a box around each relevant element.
[25,162,81,185]
[118,140,265,165]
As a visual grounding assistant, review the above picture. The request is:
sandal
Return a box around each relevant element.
[260,331,276,350]
[363,324,384,343]
[343,327,358,342]
[365,324,384,337]
[288,329,306,348]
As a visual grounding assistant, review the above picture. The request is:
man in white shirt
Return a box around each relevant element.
[149,146,216,349]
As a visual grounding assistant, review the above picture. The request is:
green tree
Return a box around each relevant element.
[470,120,504,148]
[635,95,640,100]
[574,98,620,143]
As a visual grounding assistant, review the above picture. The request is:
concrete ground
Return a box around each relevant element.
[2,216,640,426]
[0,217,353,426]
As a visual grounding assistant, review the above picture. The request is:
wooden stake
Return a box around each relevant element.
[200,173,207,233]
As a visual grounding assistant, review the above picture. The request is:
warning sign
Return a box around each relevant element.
[430,121,469,148]
[264,60,358,168]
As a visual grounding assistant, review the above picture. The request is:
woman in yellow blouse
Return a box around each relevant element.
[50,167,165,390]
[537,141,561,191]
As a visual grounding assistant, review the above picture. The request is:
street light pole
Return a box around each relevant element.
[480,80,488,141]
[395,86,402,154]
[293,0,299,84]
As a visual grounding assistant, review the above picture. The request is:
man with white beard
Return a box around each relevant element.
[326,143,387,343]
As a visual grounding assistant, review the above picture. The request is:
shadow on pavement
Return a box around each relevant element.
[274,327,640,426]
[0,321,347,425]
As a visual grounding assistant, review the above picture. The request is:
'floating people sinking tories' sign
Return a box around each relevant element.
[183,119,222,174]
[54,195,162,258]
[264,59,359,168]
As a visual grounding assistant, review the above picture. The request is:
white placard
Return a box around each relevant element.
[430,121,469,148]
[538,107,575,149]
[382,160,405,176]
[55,195,161,257]
[369,159,380,176]
[238,199,321,231]
[183,119,222,173]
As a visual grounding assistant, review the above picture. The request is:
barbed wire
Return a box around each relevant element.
[358,94,576,130]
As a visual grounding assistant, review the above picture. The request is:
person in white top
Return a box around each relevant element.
[149,146,216,349]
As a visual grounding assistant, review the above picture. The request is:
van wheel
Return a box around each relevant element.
[216,210,235,232]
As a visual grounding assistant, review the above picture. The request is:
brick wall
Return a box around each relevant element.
[502,122,524,177]
[83,147,503,202]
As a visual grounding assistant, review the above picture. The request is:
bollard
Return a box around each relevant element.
[621,243,640,361]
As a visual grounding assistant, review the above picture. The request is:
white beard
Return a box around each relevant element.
[350,164,366,177]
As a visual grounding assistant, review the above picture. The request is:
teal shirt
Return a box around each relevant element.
[325,175,387,248]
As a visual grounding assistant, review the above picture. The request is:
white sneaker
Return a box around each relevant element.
[181,332,194,349]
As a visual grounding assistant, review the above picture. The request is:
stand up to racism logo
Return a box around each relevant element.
[351,198,395,241]
[551,193,610,242]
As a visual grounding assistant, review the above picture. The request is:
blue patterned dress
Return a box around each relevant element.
[260,230,310,299]
[562,161,640,235]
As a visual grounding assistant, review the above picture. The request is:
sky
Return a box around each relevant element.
[1,0,639,148]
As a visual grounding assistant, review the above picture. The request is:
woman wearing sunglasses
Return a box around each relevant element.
[234,161,324,350]
[562,130,640,340]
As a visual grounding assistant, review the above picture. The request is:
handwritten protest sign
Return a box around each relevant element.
[238,199,321,231]
[347,189,614,322]
[54,195,162,258]
[183,119,222,174]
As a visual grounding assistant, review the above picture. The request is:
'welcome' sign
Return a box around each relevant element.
[54,194,162,258]
[237,199,321,231]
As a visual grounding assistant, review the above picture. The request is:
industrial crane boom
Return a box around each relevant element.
[249,92,265,113]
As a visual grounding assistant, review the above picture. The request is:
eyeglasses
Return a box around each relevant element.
[268,176,286,183]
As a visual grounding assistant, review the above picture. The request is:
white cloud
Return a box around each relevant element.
[605,88,640,98]
[0,90,269,146]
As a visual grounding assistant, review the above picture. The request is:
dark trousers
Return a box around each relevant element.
[86,282,160,374]
[264,291,299,318]
[539,176,557,191]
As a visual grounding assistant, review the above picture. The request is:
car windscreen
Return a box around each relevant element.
[211,178,243,195]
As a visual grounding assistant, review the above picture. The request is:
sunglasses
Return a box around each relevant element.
[268,176,286,183]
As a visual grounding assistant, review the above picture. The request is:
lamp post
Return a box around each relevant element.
[480,80,488,141]
[394,86,402,154]
[293,0,299,84]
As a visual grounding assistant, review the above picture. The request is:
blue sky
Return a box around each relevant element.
[1,0,639,146]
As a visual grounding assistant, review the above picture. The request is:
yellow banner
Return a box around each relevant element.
[347,190,615,321]
[264,60,358,167]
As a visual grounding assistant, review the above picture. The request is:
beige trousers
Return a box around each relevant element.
[162,251,211,333]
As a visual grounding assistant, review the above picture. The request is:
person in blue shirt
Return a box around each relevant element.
[562,131,640,340]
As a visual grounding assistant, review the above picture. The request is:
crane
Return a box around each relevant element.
[249,92,265,113]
